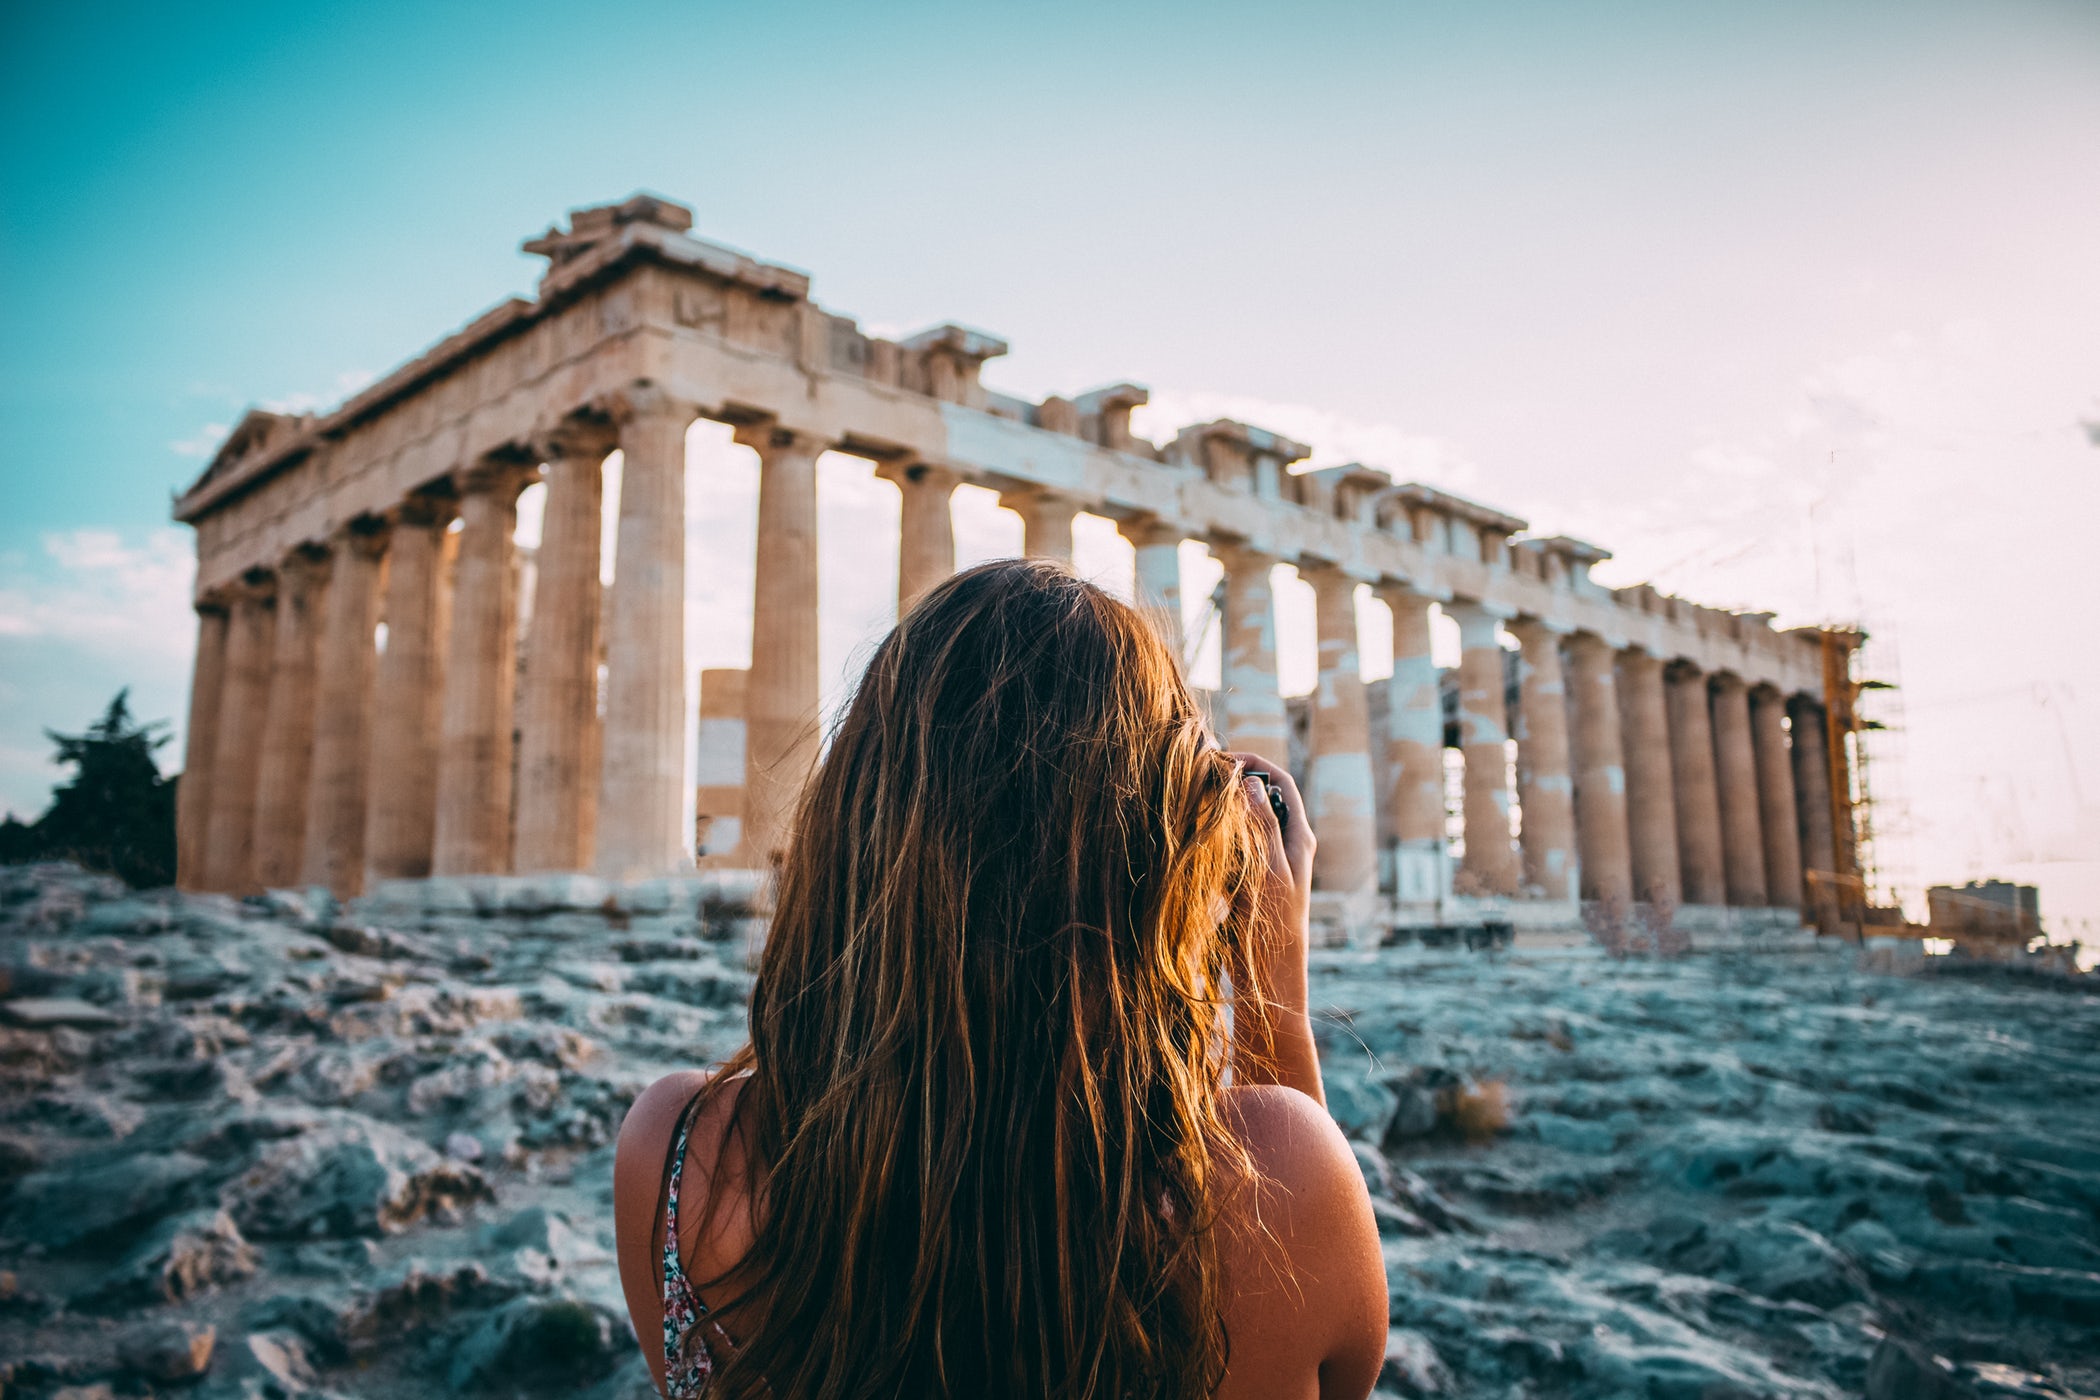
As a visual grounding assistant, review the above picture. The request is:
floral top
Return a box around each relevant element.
[661,1095,739,1397]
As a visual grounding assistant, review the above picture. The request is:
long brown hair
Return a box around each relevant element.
[683,558,1268,1399]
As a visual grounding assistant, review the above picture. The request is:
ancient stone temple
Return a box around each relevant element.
[173,193,1852,941]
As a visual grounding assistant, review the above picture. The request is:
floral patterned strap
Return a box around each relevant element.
[661,1094,716,1396]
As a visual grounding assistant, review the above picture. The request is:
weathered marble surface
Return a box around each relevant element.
[2,861,2095,1399]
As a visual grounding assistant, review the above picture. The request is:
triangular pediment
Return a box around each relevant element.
[185,408,301,495]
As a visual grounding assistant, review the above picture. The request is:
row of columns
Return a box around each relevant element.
[179,408,1836,928]
[1162,546,1834,920]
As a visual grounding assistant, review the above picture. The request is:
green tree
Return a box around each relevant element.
[13,690,178,888]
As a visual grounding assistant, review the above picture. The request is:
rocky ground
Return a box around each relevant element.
[1,861,2095,1400]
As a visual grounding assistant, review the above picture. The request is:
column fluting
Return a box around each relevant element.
[1003,487,1076,564]
[301,520,389,895]
[1666,661,1727,906]
[1511,618,1577,902]
[203,572,277,894]
[1448,600,1519,897]
[737,424,826,869]
[513,424,610,874]
[1121,518,1185,653]
[1710,672,1769,907]
[1212,541,1290,766]
[365,496,453,884]
[1750,685,1805,913]
[1378,584,1446,906]
[1789,696,1840,930]
[252,546,329,890]
[175,599,231,891]
[1565,633,1633,906]
[1616,648,1681,907]
[596,391,692,880]
[432,457,534,876]
[1304,566,1377,895]
[888,461,958,613]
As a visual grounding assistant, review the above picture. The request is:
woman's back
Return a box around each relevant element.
[610,560,1386,1398]
[615,1077,1384,1398]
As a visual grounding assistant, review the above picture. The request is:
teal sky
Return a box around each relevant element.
[3,0,2097,932]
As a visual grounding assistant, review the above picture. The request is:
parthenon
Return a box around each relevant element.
[172,193,1858,941]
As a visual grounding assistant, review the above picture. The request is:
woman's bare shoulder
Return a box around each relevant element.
[1212,1084,1387,1400]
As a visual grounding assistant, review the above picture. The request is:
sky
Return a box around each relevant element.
[3,0,2096,938]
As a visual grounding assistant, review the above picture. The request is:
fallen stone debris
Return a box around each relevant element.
[2,860,2096,1398]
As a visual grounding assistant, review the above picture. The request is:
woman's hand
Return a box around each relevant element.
[1226,752,1324,1105]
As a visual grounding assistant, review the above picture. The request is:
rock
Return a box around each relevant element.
[79,1207,259,1308]
[117,1319,216,1382]
[1326,1071,1398,1142]
[1864,1337,1974,1400]
[4,1151,206,1248]
[203,1329,324,1398]
[0,996,122,1029]
[446,1295,622,1391]
[1380,1328,1456,1395]
[226,1116,492,1239]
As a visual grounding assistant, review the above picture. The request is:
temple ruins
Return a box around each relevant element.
[172,194,1868,943]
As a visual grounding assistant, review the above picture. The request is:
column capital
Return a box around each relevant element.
[233,565,279,603]
[1748,680,1787,705]
[1115,513,1182,549]
[193,591,233,619]
[998,482,1076,509]
[1206,535,1278,570]
[1373,576,1446,608]
[1710,670,1749,695]
[533,411,618,463]
[390,491,458,532]
[731,419,829,459]
[1664,657,1707,684]
[1296,558,1358,596]
[455,450,540,500]
[1444,596,1515,623]
[278,541,331,587]
[603,380,697,429]
[1508,614,1574,643]
[874,457,959,491]
[1564,629,1616,661]
[331,514,392,561]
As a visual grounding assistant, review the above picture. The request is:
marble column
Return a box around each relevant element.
[365,496,453,884]
[1378,584,1446,906]
[203,572,277,894]
[1002,486,1076,564]
[1666,662,1727,906]
[252,547,329,890]
[514,424,610,874]
[1710,673,1769,907]
[736,424,826,869]
[1617,649,1681,907]
[1120,517,1185,652]
[1510,618,1577,902]
[300,520,389,895]
[1789,696,1840,929]
[1304,566,1376,895]
[1448,601,1519,897]
[175,599,230,891]
[1565,634,1633,906]
[885,460,957,612]
[1750,686,1804,913]
[597,390,692,881]
[1212,541,1290,766]
[433,457,534,876]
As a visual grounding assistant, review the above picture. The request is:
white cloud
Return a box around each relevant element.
[169,423,231,459]
[259,368,376,417]
[0,529,198,820]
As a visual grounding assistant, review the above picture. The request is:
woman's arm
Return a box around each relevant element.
[1226,753,1324,1107]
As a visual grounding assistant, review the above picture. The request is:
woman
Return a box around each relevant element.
[614,559,1386,1399]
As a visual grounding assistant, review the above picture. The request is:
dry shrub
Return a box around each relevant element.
[1451,1079,1511,1143]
